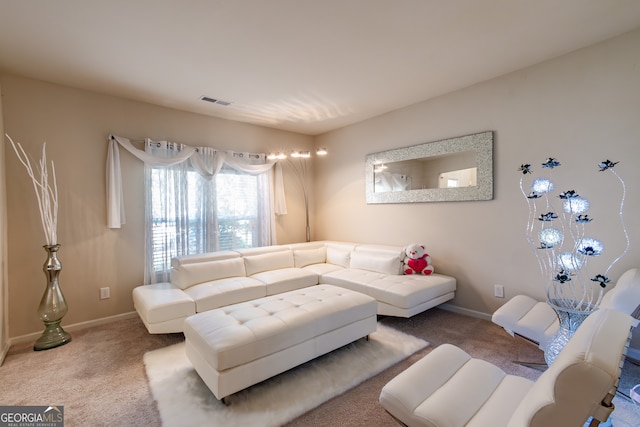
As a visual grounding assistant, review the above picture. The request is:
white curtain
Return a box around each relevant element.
[106,135,288,283]
[106,135,287,228]
[374,172,411,192]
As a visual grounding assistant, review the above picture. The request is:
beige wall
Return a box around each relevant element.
[314,29,640,320]
[1,76,313,338]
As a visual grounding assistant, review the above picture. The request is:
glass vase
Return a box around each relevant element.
[34,244,71,351]
[544,299,594,365]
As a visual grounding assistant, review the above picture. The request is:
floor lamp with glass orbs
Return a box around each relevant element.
[518,158,628,365]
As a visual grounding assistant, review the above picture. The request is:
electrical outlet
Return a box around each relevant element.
[100,287,110,300]
[494,284,505,298]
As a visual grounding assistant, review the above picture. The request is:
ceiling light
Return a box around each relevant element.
[316,148,328,155]
[269,149,326,160]
[267,152,287,160]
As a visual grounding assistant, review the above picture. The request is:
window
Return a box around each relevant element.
[145,144,272,283]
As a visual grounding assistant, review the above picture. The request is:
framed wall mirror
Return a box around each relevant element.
[365,131,493,203]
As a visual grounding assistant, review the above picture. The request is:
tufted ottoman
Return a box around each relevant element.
[183,284,378,401]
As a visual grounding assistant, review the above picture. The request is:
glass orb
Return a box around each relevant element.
[539,228,563,247]
[532,178,554,193]
[563,196,589,214]
[577,238,603,256]
[558,252,583,272]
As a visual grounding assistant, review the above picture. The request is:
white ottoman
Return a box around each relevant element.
[184,284,377,400]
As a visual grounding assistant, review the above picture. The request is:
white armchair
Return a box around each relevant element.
[379,309,635,427]
[492,268,640,352]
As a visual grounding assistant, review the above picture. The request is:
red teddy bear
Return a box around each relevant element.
[403,243,434,275]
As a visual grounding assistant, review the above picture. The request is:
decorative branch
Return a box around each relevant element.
[6,134,59,245]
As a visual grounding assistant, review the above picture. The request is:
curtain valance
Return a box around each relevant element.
[106,134,287,228]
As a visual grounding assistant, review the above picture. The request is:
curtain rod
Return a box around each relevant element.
[110,134,194,151]
[108,134,144,144]
[108,134,263,158]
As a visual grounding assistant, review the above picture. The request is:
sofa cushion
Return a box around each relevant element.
[303,263,344,276]
[183,277,266,312]
[171,257,247,290]
[323,270,456,310]
[350,251,402,275]
[365,274,456,310]
[286,241,327,251]
[293,247,327,267]
[236,246,288,257]
[355,244,405,259]
[326,247,351,268]
[322,268,386,288]
[251,268,319,295]
[171,250,240,268]
[243,250,295,275]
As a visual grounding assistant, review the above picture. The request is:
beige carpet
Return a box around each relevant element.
[1,308,638,426]
[0,317,183,426]
[144,324,427,427]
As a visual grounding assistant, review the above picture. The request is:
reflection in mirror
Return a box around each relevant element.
[373,150,478,192]
[440,167,476,188]
[366,131,493,203]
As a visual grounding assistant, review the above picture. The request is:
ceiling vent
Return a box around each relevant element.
[200,96,232,106]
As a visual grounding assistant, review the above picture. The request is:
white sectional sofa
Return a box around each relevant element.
[133,241,456,334]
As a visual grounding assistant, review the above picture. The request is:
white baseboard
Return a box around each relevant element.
[439,303,492,321]
[8,311,138,346]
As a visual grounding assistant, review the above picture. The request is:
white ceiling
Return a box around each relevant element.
[1,1,640,136]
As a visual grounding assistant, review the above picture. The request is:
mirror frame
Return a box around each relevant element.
[365,131,493,203]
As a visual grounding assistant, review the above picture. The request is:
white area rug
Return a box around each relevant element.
[144,324,428,427]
